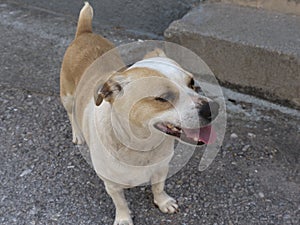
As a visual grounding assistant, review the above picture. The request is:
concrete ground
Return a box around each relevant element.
[0,1,299,225]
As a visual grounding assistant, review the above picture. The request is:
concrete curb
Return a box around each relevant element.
[164,3,300,109]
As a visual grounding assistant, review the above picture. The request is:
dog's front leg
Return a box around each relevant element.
[105,182,133,225]
[151,167,178,214]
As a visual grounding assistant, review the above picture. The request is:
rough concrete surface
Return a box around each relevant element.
[165,3,300,109]
[8,0,201,35]
[0,1,300,225]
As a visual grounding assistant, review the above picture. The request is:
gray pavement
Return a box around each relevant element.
[1,1,300,225]
[8,0,201,35]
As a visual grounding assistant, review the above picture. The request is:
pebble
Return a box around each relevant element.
[204,202,210,208]
[242,145,251,152]
[283,214,291,220]
[230,133,238,139]
[258,192,265,198]
[248,133,256,138]
[20,169,32,177]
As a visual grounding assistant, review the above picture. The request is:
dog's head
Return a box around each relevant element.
[94,50,219,146]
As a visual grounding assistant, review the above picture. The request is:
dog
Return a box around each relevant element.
[60,2,219,225]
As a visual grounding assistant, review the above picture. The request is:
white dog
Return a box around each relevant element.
[60,3,219,225]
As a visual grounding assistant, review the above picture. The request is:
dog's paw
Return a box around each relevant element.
[113,218,133,225]
[154,193,178,214]
[72,132,85,145]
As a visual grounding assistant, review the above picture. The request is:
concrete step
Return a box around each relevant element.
[164,2,300,109]
[221,0,300,16]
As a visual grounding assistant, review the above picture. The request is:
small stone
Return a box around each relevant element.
[29,206,37,215]
[248,133,256,138]
[258,192,264,198]
[283,214,291,220]
[177,197,184,204]
[242,145,251,152]
[204,202,210,208]
[230,133,238,139]
[20,169,32,177]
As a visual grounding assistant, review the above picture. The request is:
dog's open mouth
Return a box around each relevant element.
[154,122,217,145]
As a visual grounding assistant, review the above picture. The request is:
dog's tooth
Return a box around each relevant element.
[167,124,174,129]
[193,137,198,142]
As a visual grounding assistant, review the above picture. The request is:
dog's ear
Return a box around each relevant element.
[143,48,166,59]
[94,75,127,106]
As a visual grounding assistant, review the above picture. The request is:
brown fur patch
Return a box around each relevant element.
[130,97,174,120]
[129,97,174,138]
[60,33,114,97]
[129,93,178,130]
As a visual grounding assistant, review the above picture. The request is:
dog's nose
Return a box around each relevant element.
[199,101,219,121]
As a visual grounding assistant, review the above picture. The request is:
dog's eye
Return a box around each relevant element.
[154,97,168,102]
[154,91,176,103]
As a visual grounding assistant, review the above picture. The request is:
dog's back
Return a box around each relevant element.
[60,2,114,98]
[60,2,115,145]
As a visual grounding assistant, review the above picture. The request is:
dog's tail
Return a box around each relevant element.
[75,2,93,38]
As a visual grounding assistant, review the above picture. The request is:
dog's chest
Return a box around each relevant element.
[80,101,173,186]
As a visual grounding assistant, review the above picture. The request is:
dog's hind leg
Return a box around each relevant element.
[61,93,84,144]
[151,167,179,214]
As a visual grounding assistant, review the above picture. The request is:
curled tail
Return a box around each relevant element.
[75,2,93,38]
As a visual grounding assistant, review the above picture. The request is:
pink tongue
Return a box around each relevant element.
[183,125,217,144]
